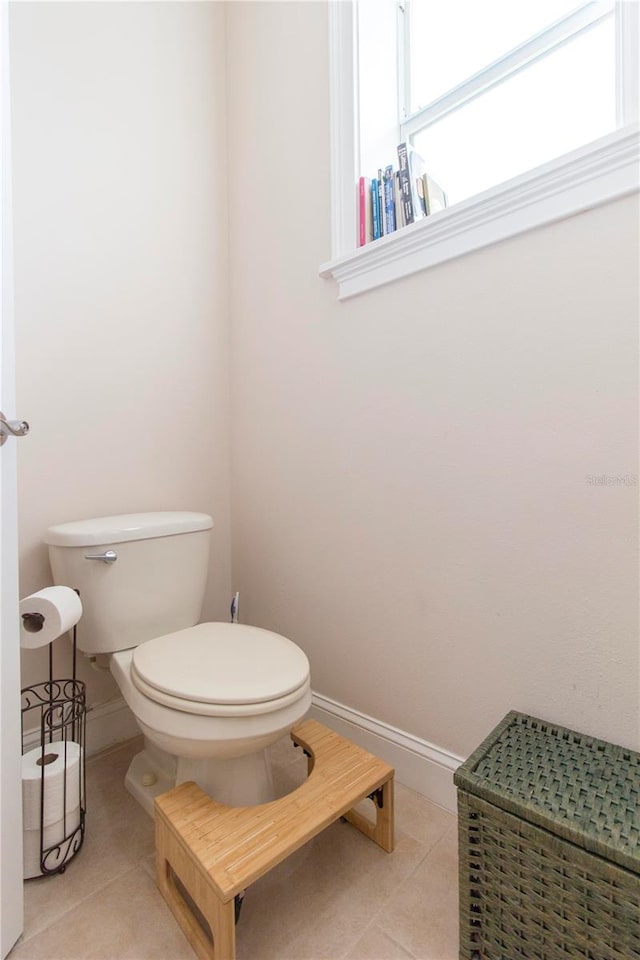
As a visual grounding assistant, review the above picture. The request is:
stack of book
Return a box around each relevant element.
[358,143,447,247]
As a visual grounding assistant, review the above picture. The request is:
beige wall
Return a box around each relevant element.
[10,1,638,762]
[226,2,639,758]
[10,2,231,698]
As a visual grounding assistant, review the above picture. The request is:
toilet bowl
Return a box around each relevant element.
[45,512,311,813]
[110,623,311,810]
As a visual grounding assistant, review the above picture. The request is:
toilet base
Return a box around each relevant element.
[176,751,275,807]
[125,749,176,817]
[124,740,276,816]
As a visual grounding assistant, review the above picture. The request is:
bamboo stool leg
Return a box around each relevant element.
[156,814,236,960]
[342,776,394,853]
[203,892,235,960]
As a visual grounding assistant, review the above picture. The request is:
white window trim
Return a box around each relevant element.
[320,0,640,301]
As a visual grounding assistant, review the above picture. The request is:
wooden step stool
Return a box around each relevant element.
[154,719,395,960]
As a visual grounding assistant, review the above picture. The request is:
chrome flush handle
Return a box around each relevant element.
[83,550,118,563]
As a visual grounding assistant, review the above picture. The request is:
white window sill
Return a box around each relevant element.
[319,125,640,301]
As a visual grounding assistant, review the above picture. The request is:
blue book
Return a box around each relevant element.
[371,178,381,240]
[383,165,396,233]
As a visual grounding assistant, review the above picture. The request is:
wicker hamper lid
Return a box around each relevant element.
[454,711,640,876]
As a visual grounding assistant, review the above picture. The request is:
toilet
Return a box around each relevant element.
[45,512,311,814]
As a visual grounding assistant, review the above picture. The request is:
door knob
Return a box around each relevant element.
[0,411,29,447]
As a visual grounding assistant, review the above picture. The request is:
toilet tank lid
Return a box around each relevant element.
[45,511,213,547]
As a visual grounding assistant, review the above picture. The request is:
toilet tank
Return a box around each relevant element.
[45,512,213,655]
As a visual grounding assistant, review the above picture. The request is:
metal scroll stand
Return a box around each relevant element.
[20,593,87,877]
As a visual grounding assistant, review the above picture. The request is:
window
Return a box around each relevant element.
[403,1,618,205]
[320,0,640,299]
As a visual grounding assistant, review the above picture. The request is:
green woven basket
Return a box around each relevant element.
[454,712,640,960]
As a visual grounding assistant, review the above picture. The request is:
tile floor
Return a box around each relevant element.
[10,734,459,960]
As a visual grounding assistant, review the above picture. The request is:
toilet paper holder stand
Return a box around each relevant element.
[20,609,86,877]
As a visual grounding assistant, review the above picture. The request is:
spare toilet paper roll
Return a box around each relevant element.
[22,741,82,830]
[23,805,81,879]
[19,586,82,649]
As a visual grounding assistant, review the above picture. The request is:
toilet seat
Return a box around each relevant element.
[131,622,310,718]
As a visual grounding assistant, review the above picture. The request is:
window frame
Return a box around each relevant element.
[319,0,640,300]
[398,2,615,141]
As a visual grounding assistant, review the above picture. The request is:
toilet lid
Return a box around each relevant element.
[131,622,310,707]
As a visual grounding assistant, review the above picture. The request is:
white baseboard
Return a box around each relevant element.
[310,693,463,813]
[22,697,139,758]
[85,698,140,755]
[21,692,464,812]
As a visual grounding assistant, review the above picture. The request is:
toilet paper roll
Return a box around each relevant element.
[19,586,82,649]
[22,741,82,830]
[23,806,81,879]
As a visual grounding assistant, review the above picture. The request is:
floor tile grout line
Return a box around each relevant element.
[18,862,140,950]
[346,822,458,960]
[341,910,422,960]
